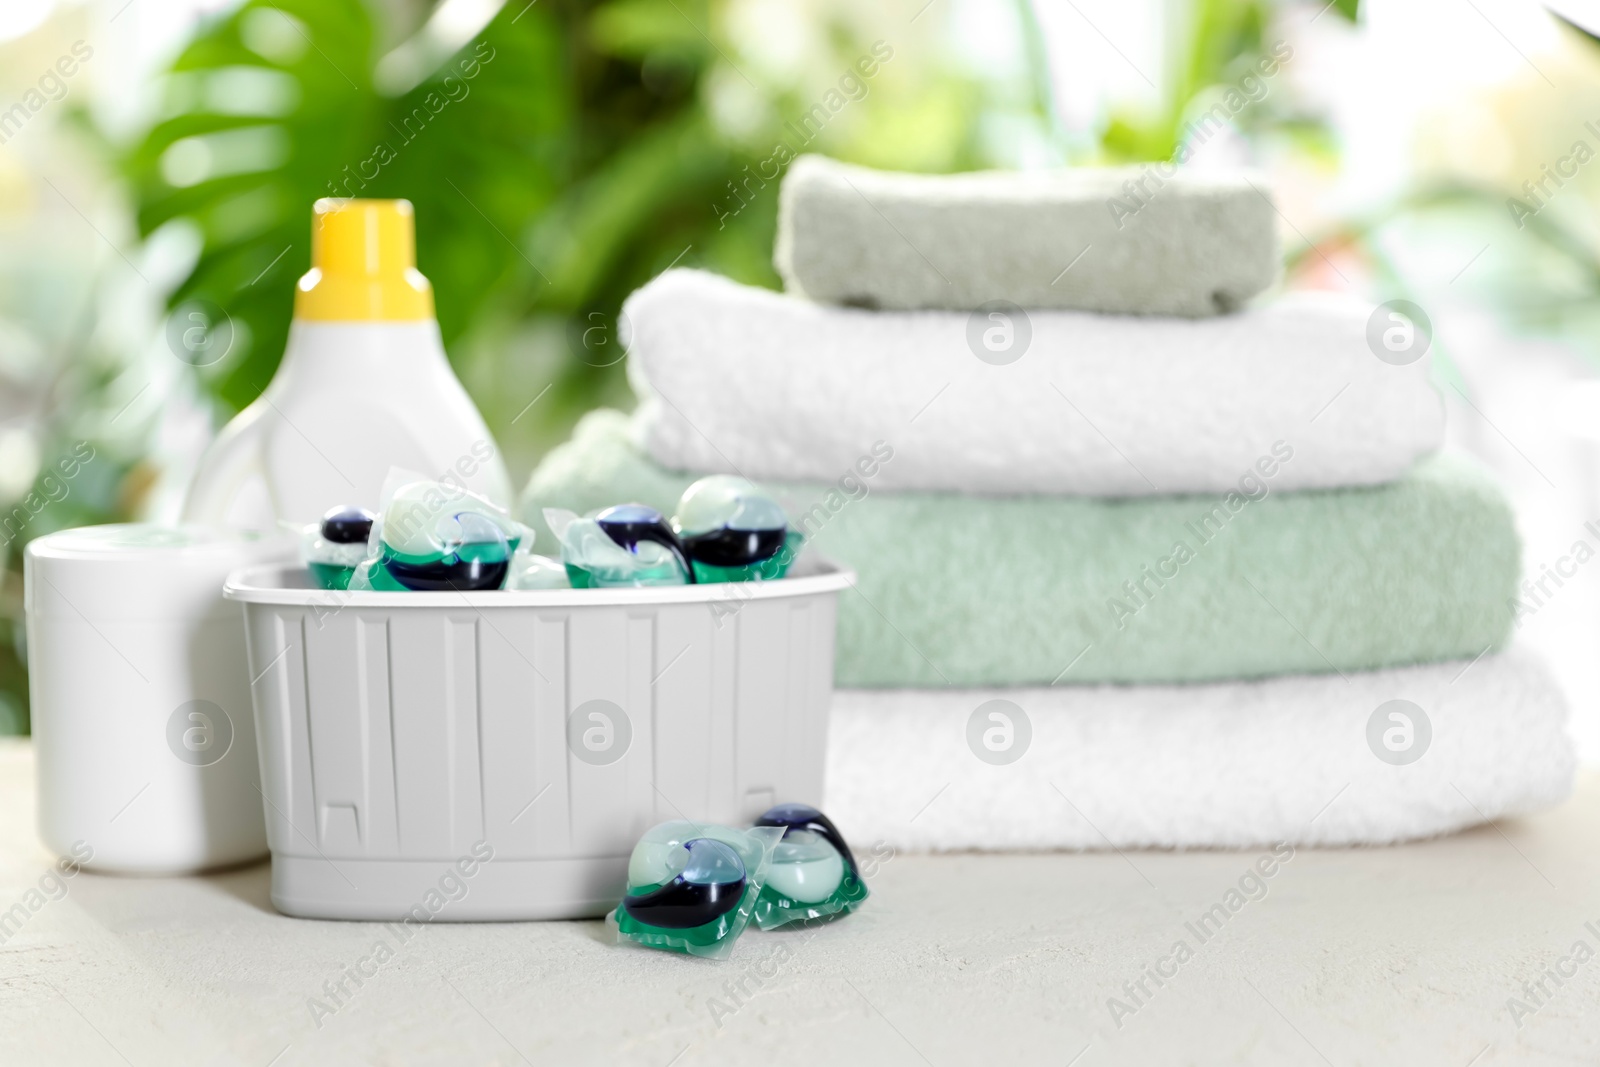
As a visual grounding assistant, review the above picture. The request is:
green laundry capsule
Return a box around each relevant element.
[346,557,405,591]
[672,476,800,583]
[307,561,355,591]
[688,530,805,583]
[506,552,570,590]
[301,506,375,590]
[374,484,525,591]
[610,821,783,959]
[547,506,691,588]
[750,803,869,929]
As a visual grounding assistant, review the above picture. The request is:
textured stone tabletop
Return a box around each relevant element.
[0,739,1596,1066]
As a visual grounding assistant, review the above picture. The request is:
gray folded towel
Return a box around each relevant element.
[774,154,1279,315]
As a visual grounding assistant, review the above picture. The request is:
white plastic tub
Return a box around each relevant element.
[223,559,852,921]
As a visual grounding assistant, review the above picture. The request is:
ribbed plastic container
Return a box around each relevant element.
[223,560,852,921]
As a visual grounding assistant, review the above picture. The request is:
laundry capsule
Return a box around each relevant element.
[596,503,696,583]
[611,820,784,958]
[506,552,570,590]
[301,506,375,590]
[548,505,691,588]
[348,482,528,591]
[751,803,869,929]
[673,476,801,582]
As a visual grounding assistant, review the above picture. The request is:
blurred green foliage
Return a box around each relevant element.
[1098,0,1355,164]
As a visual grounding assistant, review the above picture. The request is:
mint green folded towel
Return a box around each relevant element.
[520,411,1518,688]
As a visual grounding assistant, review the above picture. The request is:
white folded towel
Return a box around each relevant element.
[624,270,1444,497]
[823,646,1572,850]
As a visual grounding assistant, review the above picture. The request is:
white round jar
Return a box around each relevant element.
[25,525,291,873]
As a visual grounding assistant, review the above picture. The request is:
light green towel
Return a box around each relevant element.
[774,155,1278,315]
[520,411,1519,688]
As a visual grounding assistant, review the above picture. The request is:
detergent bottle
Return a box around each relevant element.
[182,199,512,528]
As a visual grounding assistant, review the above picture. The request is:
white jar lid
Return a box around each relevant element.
[25,524,294,623]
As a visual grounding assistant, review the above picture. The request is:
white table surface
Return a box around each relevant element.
[0,738,1596,1066]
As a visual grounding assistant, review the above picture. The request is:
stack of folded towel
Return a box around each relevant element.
[522,155,1575,849]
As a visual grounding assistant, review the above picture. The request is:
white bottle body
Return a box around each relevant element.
[183,321,511,528]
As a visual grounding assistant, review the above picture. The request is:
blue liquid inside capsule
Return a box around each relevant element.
[380,512,515,591]
[682,526,788,568]
[622,838,746,929]
[595,504,695,584]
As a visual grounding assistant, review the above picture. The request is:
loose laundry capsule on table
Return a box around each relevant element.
[623,838,745,928]
[610,820,783,959]
[300,506,375,590]
[751,803,868,929]
[672,475,801,582]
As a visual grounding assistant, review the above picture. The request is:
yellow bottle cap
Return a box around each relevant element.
[294,198,434,321]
